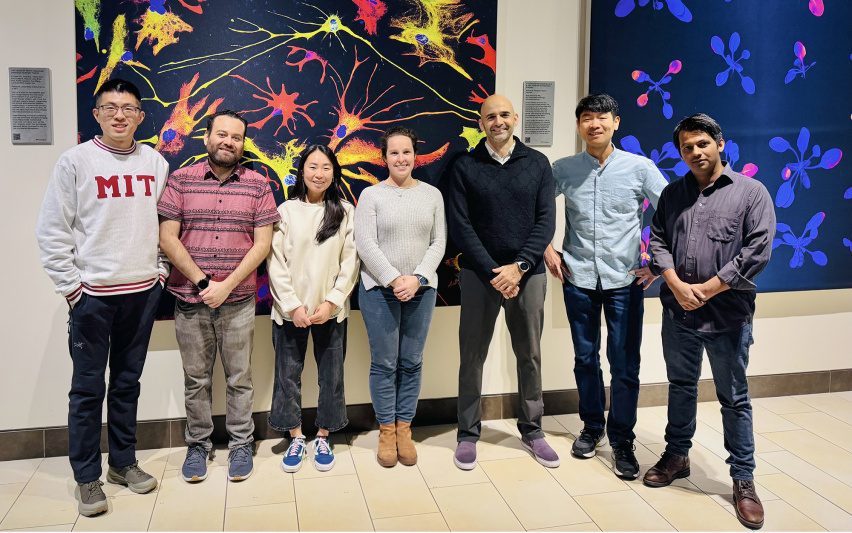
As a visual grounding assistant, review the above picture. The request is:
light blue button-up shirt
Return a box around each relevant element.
[552,147,668,290]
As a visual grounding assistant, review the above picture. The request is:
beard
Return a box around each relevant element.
[207,146,241,168]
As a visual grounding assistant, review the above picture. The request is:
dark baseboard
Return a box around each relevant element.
[1,368,849,462]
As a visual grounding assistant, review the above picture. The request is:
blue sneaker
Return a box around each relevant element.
[228,444,254,482]
[312,436,335,472]
[182,445,208,483]
[281,436,307,473]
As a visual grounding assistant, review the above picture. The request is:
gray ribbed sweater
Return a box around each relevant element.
[354,181,447,290]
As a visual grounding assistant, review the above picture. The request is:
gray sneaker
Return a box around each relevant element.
[106,461,158,493]
[75,480,108,517]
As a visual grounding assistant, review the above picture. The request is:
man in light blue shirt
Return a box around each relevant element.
[544,94,667,480]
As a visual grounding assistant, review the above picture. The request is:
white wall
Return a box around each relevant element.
[1,0,849,431]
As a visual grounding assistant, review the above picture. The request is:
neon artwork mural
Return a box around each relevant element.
[75,0,496,315]
[769,127,842,208]
[784,42,816,84]
[632,60,681,119]
[614,0,692,22]
[711,32,755,95]
[773,213,828,269]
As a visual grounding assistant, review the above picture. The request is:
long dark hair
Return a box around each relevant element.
[290,144,347,244]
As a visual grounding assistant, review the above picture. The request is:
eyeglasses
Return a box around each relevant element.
[96,105,142,117]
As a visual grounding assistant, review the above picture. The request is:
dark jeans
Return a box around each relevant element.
[269,318,349,433]
[562,280,644,446]
[174,296,256,451]
[67,284,162,483]
[359,284,436,426]
[457,269,547,442]
[661,314,756,481]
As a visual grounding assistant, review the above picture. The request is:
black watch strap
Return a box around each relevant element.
[196,274,212,290]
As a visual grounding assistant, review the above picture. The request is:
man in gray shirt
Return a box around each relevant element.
[644,114,775,530]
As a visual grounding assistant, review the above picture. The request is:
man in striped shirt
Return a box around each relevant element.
[158,109,280,484]
[36,79,168,517]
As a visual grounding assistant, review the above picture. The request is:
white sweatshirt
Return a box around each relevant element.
[267,199,359,325]
[36,138,170,306]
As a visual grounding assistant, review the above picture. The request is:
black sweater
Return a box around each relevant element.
[447,137,556,284]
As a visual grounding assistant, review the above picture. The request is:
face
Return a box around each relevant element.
[576,111,620,149]
[383,135,416,181]
[678,130,725,175]
[92,91,144,148]
[204,115,246,168]
[302,150,335,198]
[479,96,518,146]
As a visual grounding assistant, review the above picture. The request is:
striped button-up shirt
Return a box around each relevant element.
[552,147,668,290]
[157,161,280,304]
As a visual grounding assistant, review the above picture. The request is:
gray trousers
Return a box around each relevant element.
[457,269,547,442]
[174,296,256,451]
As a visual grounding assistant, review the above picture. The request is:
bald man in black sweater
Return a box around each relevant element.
[448,94,558,470]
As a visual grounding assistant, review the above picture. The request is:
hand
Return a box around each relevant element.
[392,276,421,302]
[291,306,312,328]
[629,266,659,291]
[491,264,522,292]
[544,244,570,283]
[309,301,337,324]
[501,285,520,299]
[199,280,233,309]
[671,280,704,310]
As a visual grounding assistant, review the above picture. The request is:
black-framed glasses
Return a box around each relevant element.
[96,105,142,117]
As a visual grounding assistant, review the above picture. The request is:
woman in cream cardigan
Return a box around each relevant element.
[267,144,359,473]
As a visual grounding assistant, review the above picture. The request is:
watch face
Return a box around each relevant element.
[518,262,530,272]
[197,279,209,290]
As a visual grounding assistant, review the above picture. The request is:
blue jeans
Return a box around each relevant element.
[359,284,436,426]
[562,280,643,446]
[661,314,756,481]
[269,319,348,433]
[67,284,162,483]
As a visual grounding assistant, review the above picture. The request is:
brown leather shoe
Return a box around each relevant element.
[734,479,764,529]
[377,424,397,467]
[396,420,417,466]
[643,452,690,487]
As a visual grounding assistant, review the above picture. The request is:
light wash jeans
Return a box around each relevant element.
[175,296,256,451]
[359,284,436,426]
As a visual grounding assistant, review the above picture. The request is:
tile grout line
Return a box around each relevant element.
[759,471,852,528]
[345,431,377,531]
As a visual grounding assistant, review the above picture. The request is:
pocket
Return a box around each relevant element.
[707,211,740,242]
[606,188,639,214]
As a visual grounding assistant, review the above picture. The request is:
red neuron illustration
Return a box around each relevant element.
[177,0,207,15]
[469,83,489,104]
[466,30,495,73]
[231,75,318,136]
[155,73,223,154]
[286,47,329,84]
[353,0,388,35]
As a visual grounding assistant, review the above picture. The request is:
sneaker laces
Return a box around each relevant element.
[287,437,306,457]
[229,445,252,463]
[736,480,758,501]
[314,436,331,455]
[85,480,105,497]
[613,443,636,461]
[126,461,147,477]
[186,445,207,465]
[578,428,601,444]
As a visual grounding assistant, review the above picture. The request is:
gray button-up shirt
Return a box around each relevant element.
[553,148,667,290]
[649,163,775,332]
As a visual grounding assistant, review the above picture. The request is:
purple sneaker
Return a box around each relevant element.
[521,437,561,468]
[454,441,477,470]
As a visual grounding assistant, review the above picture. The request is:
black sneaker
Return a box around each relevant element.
[572,427,606,458]
[611,441,640,479]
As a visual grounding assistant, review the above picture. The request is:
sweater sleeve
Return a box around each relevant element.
[326,206,360,308]
[447,160,499,277]
[354,190,402,286]
[155,158,171,286]
[267,209,303,315]
[35,155,83,306]
[515,160,557,267]
[413,189,447,284]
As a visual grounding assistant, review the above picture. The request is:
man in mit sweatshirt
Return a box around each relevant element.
[36,79,169,517]
[448,94,558,470]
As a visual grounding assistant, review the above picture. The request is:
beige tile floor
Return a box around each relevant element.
[1,392,851,532]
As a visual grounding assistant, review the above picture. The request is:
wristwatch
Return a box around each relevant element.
[516,261,530,273]
[196,274,212,290]
[415,275,427,286]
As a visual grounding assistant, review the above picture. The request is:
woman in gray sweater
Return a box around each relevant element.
[354,126,446,468]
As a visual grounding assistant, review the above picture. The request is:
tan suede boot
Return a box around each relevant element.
[377,424,398,467]
[396,420,417,466]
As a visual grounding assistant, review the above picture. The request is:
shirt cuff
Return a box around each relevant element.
[282,295,303,314]
[65,284,83,307]
[717,262,757,290]
[325,289,346,309]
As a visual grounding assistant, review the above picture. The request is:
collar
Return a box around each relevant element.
[485,139,516,163]
[93,137,137,155]
[686,161,735,194]
[204,160,242,182]
[582,144,619,167]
